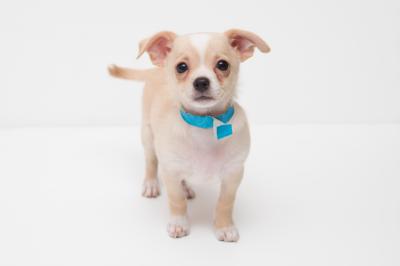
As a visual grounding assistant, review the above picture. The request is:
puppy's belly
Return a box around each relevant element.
[165,145,237,185]
[184,152,224,184]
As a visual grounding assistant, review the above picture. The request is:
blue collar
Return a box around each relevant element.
[180,106,235,140]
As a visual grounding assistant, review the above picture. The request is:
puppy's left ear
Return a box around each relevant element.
[225,29,270,62]
[136,31,177,66]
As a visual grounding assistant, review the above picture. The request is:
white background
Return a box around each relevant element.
[1,1,400,266]
[1,0,399,127]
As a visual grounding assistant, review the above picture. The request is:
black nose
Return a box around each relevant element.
[193,77,210,92]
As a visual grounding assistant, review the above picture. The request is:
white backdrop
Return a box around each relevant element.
[1,0,399,127]
[1,2,400,265]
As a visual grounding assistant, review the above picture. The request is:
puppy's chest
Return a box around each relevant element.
[178,128,232,183]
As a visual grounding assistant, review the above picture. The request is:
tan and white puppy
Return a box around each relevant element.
[108,29,270,242]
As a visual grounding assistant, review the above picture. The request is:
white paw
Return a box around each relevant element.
[182,181,195,200]
[142,179,160,198]
[215,226,240,242]
[167,216,190,238]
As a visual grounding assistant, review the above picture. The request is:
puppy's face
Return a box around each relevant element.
[166,33,240,114]
[138,30,270,115]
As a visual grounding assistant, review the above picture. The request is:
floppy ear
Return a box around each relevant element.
[224,29,270,62]
[136,31,177,66]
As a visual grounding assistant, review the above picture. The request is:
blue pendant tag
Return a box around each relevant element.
[213,118,233,140]
[216,124,233,139]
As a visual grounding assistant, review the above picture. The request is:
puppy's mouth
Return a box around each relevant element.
[193,95,215,102]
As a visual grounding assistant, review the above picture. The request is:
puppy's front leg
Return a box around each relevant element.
[214,167,244,242]
[162,172,189,238]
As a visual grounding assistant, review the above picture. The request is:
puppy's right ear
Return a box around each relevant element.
[136,31,177,66]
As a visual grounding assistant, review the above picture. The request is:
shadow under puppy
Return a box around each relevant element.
[109,29,270,242]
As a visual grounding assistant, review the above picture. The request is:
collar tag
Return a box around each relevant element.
[213,118,233,140]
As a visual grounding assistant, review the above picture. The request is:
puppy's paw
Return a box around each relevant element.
[142,179,160,198]
[167,216,190,238]
[215,226,240,242]
[181,181,195,200]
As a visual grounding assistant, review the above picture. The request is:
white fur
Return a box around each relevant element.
[188,33,211,64]
[142,178,160,198]
[215,226,240,242]
[167,215,190,238]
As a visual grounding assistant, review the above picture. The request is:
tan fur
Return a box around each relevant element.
[108,29,270,242]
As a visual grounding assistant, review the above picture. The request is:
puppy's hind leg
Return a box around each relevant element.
[141,123,160,198]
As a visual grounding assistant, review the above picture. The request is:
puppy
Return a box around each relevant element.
[108,29,270,242]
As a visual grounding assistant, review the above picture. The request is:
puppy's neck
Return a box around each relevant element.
[181,101,232,117]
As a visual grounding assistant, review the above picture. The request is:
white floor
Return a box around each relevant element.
[0,125,399,266]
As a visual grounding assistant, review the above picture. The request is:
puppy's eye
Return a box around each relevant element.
[176,62,189,73]
[216,60,229,71]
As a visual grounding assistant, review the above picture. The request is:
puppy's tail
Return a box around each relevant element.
[108,64,155,82]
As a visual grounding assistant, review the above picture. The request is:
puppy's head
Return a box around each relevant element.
[137,29,270,115]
